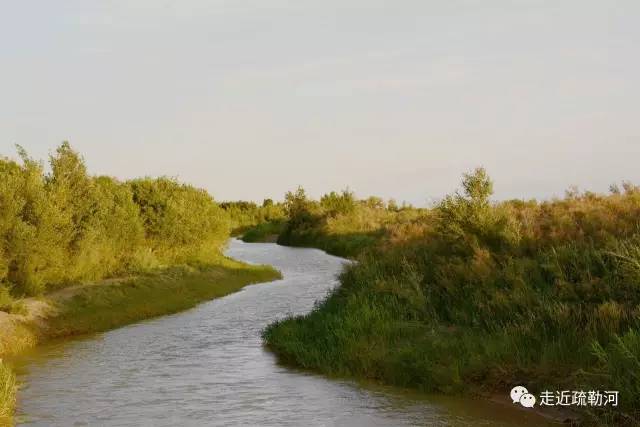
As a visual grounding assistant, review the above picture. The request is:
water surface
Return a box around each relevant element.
[13,240,554,426]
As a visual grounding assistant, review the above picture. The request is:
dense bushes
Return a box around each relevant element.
[0,143,230,298]
[130,177,229,264]
[220,199,285,236]
[277,187,424,257]
[265,169,640,425]
[240,221,284,243]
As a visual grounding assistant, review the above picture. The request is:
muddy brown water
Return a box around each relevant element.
[11,240,556,426]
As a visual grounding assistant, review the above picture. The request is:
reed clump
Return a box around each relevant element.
[0,360,15,424]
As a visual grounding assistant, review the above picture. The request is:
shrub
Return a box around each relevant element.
[220,200,285,235]
[0,143,232,296]
[129,177,230,264]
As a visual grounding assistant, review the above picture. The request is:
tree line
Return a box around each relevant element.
[0,143,230,298]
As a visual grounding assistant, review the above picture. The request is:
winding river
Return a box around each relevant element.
[12,240,553,426]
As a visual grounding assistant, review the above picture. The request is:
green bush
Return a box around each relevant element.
[277,186,425,257]
[220,199,285,235]
[241,221,285,243]
[320,190,356,217]
[0,143,232,296]
[129,177,230,264]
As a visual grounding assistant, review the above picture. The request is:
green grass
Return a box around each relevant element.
[0,360,15,426]
[264,254,640,425]
[277,230,381,258]
[241,220,285,243]
[47,257,280,337]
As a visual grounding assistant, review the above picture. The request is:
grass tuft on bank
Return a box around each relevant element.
[0,360,15,425]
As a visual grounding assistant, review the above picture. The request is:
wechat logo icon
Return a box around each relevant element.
[511,386,536,408]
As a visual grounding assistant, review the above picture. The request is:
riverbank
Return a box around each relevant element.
[0,256,280,425]
[262,173,640,426]
[241,221,381,258]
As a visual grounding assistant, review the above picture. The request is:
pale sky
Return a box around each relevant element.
[1,1,638,205]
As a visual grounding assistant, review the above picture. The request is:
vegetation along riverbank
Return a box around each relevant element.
[0,144,279,425]
[262,169,640,426]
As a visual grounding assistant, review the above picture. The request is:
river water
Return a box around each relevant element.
[12,240,553,426]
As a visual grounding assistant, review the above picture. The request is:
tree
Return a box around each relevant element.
[437,167,516,252]
[461,167,493,209]
[284,186,316,228]
[320,189,356,216]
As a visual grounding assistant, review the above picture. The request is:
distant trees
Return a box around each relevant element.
[283,187,315,228]
[0,143,231,297]
[276,185,425,257]
[220,199,285,234]
[320,190,356,217]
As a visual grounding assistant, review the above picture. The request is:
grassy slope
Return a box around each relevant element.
[0,256,280,425]
[264,248,639,426]
[264,180,640,426]
[275,201,425,258]
[47,258,280,337]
